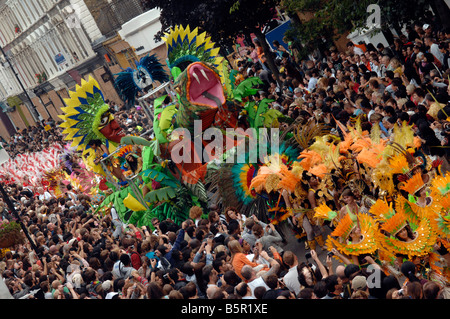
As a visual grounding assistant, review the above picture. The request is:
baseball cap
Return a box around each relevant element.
[102,280,113,291]
[72,273,82,289]
[423,24,430,30]
[351,275,367,291]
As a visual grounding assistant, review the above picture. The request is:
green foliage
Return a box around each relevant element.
[229,0,240,13]
[149,185,199,225]
[185,181,208,203]
[244,98,279,129]
[141,167,180,188]
[170,186,196,223]
[142,0,281,48]
[97,185,133,220]
[253,98,274,128]
[154,103,177,145]
[283,0,372,45]
[0,220,21,236]
[262,108,284,127]
[144,186,177,203]
[120,135,153,147]
[283,0,435,50]
[127,209,156,228]
[233,77,264,102]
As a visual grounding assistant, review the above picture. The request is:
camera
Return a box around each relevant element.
[327,251,334,257]
[305,252,312,259]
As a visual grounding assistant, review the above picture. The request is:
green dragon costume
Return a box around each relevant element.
[60,25,290,231]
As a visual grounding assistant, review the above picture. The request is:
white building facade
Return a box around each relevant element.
[0,0,153,139]
[0,0,102,101]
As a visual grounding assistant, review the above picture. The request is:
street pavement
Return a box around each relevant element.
[277,221,338,269]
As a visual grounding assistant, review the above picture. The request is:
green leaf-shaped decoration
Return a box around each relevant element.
[233,77,263,102]
[141,168,180,188]
[145,186,177,203]
[120,135,153,147]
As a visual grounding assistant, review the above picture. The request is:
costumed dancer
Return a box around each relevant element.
[314,202,380,268]
[370,198,441,282]
[88,139,127,185]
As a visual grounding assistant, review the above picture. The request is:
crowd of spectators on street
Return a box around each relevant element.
[1,18,450,300]
[234,21,450,169]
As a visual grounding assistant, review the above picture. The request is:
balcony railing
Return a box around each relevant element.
[89,0,145,38]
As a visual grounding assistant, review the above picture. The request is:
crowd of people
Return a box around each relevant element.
[2,187,447,300]
[234,22,450,168]
[1,18,450,301]
[3,119,65,159]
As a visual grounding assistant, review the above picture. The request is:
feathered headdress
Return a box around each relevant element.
[425,174,450,237]
[369,198,395,221]
[376,217,436,259]
[374,198,437,259]
[399,173,426,196]
[430,174,450,210]
[388,153,410,175]
[326,213,378,256]
[314,202,338,221]
[380,209,408,236]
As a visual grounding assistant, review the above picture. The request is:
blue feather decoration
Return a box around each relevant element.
[114,54,169,106]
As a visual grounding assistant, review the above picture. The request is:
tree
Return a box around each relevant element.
[141,0,283,83]
[282,0,447,55]
[225,0,283,83]
[282,0,371,43]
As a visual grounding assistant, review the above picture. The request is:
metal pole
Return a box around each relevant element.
[139,99,153,123]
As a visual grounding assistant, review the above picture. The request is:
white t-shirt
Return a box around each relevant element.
[308,77,318,92]
[283,266,301,296]
[247,276,270,298]
[67,191,78,203]
[39,191,52,201]
[430,43,444,64]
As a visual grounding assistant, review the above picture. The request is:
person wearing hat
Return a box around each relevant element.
[351,275,369,298]
[102,279,113,296]
[423,23,435,38]
[351,275,367,290]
